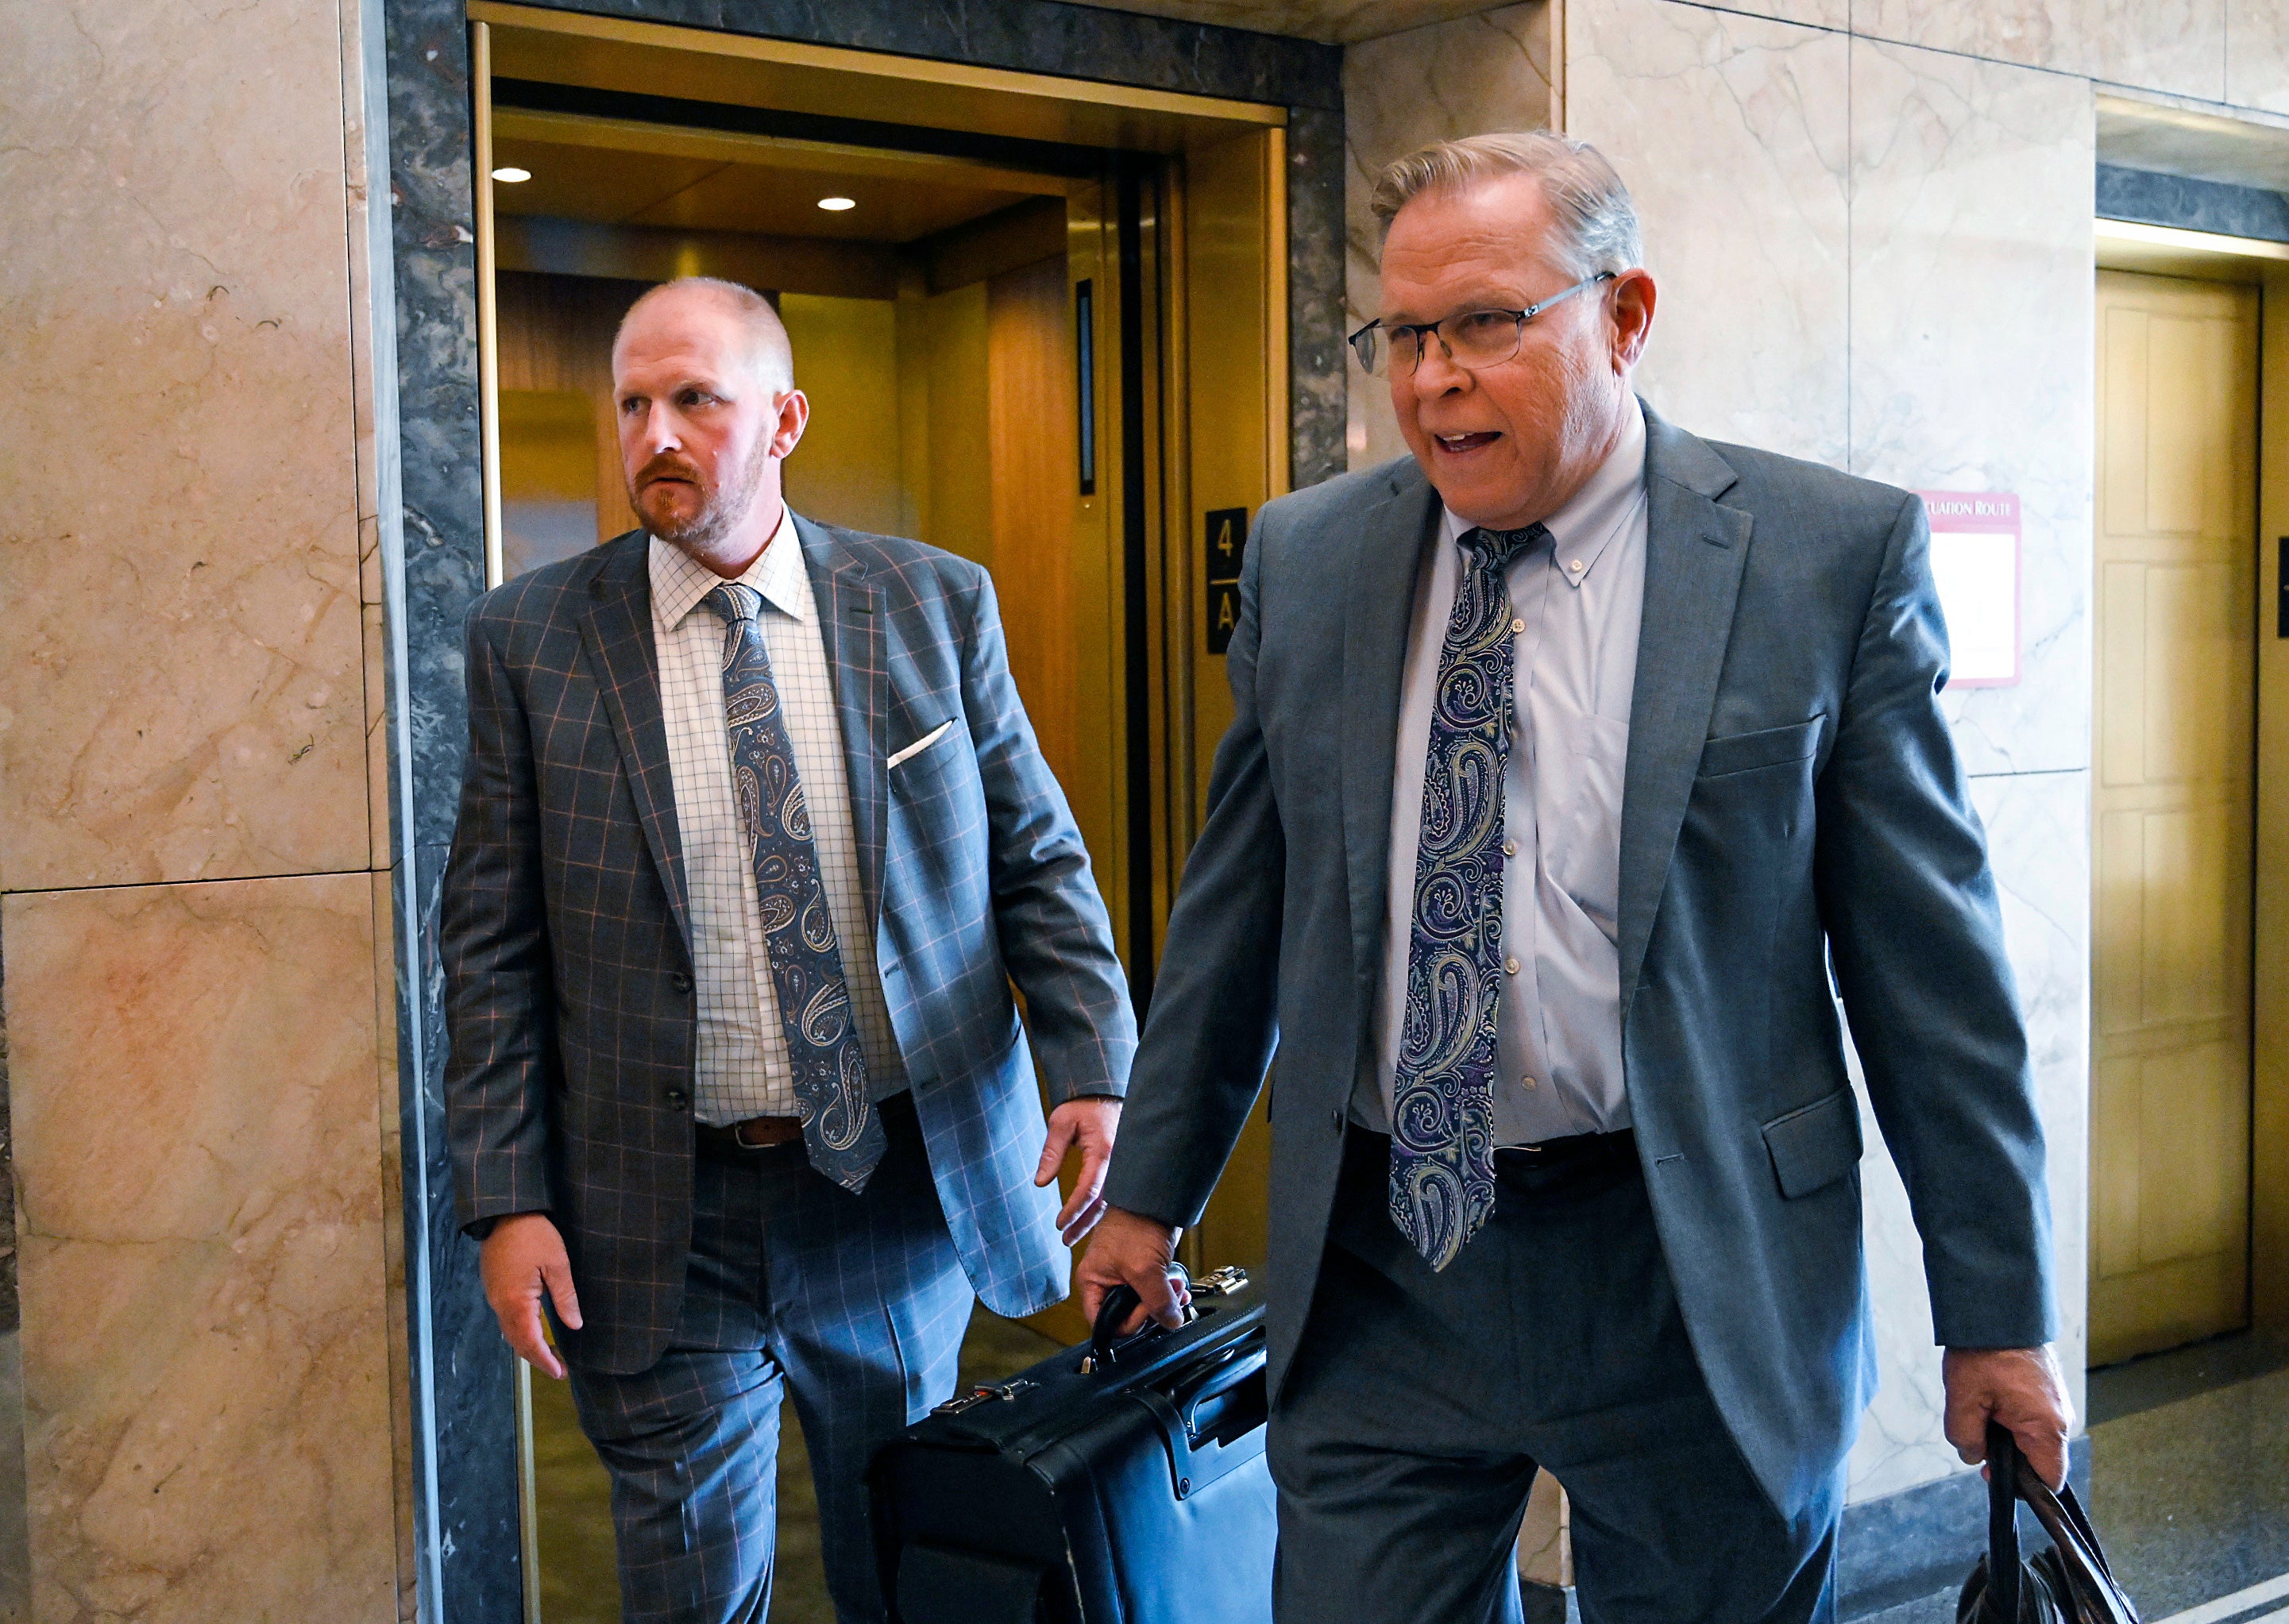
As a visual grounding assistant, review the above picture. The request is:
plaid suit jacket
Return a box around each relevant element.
[443,517,1137,1375]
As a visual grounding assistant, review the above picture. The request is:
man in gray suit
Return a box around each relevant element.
[1081,133,2071,1622]
[444,276,1136,1623]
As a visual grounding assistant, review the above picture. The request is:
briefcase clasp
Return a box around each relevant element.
[932,1379,1040,1417]
[1192,1266,1249,1298]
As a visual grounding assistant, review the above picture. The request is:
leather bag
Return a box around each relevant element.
[1956,1422,2140,1623]
[870,1265,1276,1624]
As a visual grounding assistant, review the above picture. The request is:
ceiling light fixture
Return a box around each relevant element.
[816,195,857,211]
[491,165,532,183]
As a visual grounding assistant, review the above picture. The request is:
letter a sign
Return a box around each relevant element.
[1204,507,1248,654]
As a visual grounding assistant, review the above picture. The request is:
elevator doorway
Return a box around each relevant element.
[2090,268,2261,1367]
[465,7,1290,1618]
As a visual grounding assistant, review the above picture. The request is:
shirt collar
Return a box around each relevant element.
[1440,396,1647,590]
[648,503,812,631]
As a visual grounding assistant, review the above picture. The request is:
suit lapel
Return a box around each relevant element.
[579,534,692,952]
[797,515,888,932]
[1615,411,1753,1019]
[1341,465,1445,989]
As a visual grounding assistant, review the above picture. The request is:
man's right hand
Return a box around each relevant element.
[1075,1207,1189,1335]
[480,1213,584,1380]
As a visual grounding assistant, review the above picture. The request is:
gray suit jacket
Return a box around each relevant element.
[444,517,1137,1375]
[1101,409,2053,1516]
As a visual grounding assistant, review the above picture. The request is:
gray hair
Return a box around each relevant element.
[1369,131,1643,280]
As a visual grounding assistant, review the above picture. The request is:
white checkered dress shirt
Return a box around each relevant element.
[650,512,909,1125]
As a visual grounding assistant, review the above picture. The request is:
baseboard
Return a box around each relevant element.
[1837,1437,2094,1619]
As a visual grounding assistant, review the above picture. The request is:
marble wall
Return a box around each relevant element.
[0,0,408,1618]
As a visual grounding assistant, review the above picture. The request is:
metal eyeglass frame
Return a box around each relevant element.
[1349,270,1618,376]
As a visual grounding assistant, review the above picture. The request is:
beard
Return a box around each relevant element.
[628,438,773,556]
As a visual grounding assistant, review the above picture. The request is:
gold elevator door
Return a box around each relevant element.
[2090,268,2261,1367]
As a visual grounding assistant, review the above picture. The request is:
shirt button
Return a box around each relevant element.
[1510,617,1525,635]
[1523,1075,1538,1091]
[1503,840,1517,858]
[1569,559,1584,573]
[1505,957,1520,975]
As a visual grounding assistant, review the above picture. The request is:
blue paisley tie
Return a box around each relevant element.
[704,583,886,1193]
[1389,522,1549,1269]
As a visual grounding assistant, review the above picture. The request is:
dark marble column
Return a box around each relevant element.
[373,1,518,1620]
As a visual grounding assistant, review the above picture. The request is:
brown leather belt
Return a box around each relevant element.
[695,1115,805,1159]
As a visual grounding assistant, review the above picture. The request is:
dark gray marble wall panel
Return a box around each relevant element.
[1287,103,1348,488]
[378,0,519,1618]
[2097,162,2289,243]
[527,0,1341,110]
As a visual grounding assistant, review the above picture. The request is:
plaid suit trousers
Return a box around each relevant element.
[568,1095,971,1624]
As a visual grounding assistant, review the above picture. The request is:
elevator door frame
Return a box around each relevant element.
[2094,222,2289,1372]
[466,10,1291,1614]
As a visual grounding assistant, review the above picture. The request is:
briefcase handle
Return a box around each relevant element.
[1089,1265,1191,1371]
[1984,1421,2140,1623]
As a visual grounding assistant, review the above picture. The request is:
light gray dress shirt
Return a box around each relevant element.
[650,510,908,1125]
[1358,400,1650,1146]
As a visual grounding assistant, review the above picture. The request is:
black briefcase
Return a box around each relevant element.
[869,1265,1276,1624]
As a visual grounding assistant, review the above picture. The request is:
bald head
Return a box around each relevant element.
[611,276,809,577]
[615,276,793,392]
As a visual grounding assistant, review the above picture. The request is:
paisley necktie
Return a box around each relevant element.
[1389,522,1549,1269]
[704,583,885,1193]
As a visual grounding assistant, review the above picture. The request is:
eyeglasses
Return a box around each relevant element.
[1349,272,1617,377]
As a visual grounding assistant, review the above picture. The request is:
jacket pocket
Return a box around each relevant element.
[1762,1087,1862,1199]
[1697,717,1823,780]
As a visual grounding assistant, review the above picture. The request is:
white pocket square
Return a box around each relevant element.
[887,719,955,772]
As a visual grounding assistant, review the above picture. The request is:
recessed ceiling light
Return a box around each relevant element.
[491,165,532,183]
[816,195,857,212]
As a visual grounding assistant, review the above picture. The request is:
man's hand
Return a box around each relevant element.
[1075,1207,1190,1334]
[1036,1096,1123,1245]
[1944,1345,2073,1489]
[480,1213,584,1380]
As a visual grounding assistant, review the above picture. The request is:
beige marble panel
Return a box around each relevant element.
[1842,37,2093,1504]
[1850,37,2095,777]
[1848,768,2090,1499]
[5,874,397,1623]
[1851,0,2225,102]
[0,0,370,890]
[2226,0,2289,114]
[1567,0,1852,469]
[1345,3,1556,469]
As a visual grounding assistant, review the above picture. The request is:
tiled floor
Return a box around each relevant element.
[1855,1329,2289,1623]
[531,1306,1062,1624]
[2085,1332,2289,1620]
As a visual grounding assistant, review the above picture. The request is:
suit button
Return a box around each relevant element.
[666,1088,688,1106]
[1330,1108,1344,1134]
[670,970,693,993]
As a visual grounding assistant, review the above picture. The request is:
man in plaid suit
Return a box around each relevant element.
[443,276,1137,1623]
